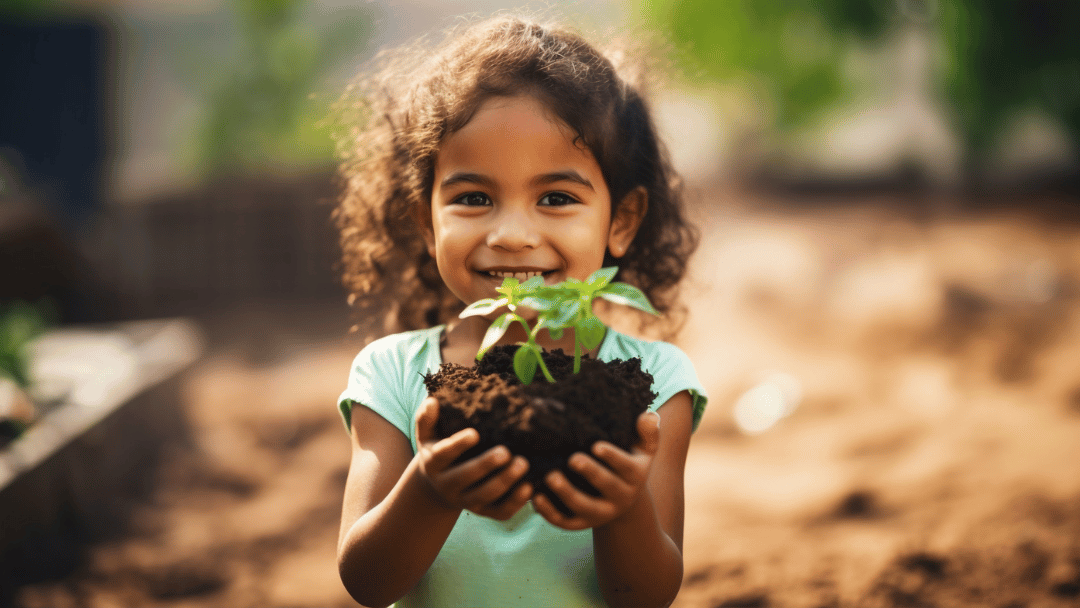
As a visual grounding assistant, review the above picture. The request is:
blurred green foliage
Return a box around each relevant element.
[190,0,372,176]
[0,300,53,387]
[638,0,893,132]
[0,0,63,19]
[639,0,1080,176]
[937,0,1080,169]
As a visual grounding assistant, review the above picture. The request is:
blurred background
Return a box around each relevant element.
[2,1,1079,607]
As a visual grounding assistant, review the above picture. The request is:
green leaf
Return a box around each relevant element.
[536,308,571,340]
[562,277,586,290]
[495,277,521,298]
[476,313,514,360]
[577,315,606,350]
[549,299,582,328]
[513,345,538,384]
[587,267,619,289]
[520,275,546,291]
[519,295,558,313]
[598,282,659,315]
[460,297,508,318]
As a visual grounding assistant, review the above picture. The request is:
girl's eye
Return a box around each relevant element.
[453,192,492,207]
[538,192,579,207]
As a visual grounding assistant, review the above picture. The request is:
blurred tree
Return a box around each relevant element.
[638,0,1080,184]
[637,0,893,132]
[0,0,64,19]
[189,0,372,177]
[937,0,1080,178]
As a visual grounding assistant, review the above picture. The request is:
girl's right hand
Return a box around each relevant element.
[413,396,532,520]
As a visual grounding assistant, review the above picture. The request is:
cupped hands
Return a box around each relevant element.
[532,410,662,530]
[413,396,533,520]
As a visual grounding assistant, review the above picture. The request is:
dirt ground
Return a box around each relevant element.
[11,187,1080,607]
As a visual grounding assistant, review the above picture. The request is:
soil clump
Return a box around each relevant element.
[423,345,656,513]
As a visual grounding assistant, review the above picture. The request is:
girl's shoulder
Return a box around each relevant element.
[349,325,445,383]
[358,325,445,361]
[340,326,445,433]
[365,328,444,352]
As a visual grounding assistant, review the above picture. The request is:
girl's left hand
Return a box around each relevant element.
[532,410,661,530]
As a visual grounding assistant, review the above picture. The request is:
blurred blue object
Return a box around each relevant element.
[0,18,106,226]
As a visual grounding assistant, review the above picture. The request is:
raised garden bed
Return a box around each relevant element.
[0,318,203,577]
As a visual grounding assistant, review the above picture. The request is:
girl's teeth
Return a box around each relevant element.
[490,271,542,281]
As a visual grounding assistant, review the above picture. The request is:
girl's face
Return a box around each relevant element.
[425,95,640,310]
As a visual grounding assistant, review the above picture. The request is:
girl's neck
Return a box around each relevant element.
[440,315,601,367]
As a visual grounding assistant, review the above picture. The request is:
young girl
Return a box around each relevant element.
[334,15,707,608]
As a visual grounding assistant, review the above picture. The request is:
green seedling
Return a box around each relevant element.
[459,267,658,384]
[0,300,52,387]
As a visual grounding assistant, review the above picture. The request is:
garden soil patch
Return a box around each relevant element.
[7,191,1080,607]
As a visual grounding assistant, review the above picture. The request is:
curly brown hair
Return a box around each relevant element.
[332,14,698,338]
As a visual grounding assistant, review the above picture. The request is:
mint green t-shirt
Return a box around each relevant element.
[338,326,707,608]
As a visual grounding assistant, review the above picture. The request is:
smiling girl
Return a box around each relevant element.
[334,15,707,608]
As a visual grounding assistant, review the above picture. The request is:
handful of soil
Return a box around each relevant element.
[423,345,656,516]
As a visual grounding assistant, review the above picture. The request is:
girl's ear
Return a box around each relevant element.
[608,187,648,258]
[413,203,437,257]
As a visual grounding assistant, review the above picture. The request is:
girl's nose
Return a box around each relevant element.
[486,209,541,251]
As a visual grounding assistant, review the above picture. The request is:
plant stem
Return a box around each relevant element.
[573,338,581,374]
[537,355,556,383]
[526,321,556,382]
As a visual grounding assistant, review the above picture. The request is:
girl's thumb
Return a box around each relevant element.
[415,396,440,442]
[638,410,661,452]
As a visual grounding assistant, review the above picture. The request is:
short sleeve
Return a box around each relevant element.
[641,341,708,431]
[337,328,442,445]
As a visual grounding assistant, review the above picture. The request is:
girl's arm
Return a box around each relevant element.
[338,397,533,608]
[532,390,694,608]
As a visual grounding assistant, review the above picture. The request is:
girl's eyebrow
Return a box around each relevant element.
[532,171,594,191]
[439,172,497,189]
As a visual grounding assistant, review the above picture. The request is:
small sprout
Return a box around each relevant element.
[459,267,658,383]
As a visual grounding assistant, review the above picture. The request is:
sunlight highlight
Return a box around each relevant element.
[733,371,803,435]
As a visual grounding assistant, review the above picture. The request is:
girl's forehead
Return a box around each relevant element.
[439,96,590,159]
[465,95,572,139]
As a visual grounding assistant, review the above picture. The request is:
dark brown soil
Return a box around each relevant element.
[423,345,655,514]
